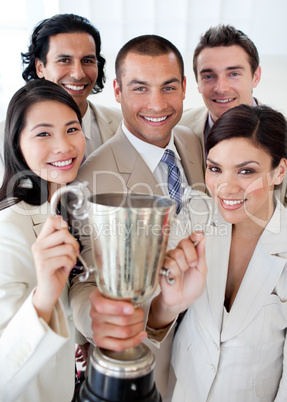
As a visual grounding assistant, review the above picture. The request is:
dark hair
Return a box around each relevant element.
[206,104,287,170]
[193,24,260,81]
[115,34,184,89]
[0,80,82,209]
[21,13,105,94]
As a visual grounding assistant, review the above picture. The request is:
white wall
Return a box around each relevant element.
[0,0,286,120]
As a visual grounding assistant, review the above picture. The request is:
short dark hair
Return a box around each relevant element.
[0,80,82,209]
[21,13,105,94]
[115,34,184,89]
[193,24,260,81]
[206,104,287,170]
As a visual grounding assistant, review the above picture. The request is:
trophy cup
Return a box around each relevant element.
[51,183,177,402]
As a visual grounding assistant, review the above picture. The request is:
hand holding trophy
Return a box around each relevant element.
[51,183,177,402]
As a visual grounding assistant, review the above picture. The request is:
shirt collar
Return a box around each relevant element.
[122,122,180,173]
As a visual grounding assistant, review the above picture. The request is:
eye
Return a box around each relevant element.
[202,74,214,80]
[230,72,240,77]
[207,165,221,173]
[239,168,255,175]
[67,127,80,133]
[83,58,96,64]
[134,87,147,92]
[58,58,70,63]
[36,132,50,137]
[163,86,174,91]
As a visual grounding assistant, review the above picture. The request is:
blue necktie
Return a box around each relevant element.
[161,149,183,214]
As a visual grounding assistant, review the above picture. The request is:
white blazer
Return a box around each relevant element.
[171,200,287,402]
[0,201,75,402]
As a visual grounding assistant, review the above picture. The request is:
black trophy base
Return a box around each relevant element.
[76,345,161,402]
[77,377,161,402]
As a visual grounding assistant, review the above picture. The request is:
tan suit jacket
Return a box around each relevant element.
[179,104,287,206]
[70,124,205,398]
[76,124,205,196]
[89,101,122,144]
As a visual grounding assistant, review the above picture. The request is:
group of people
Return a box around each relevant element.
[0,12,286,402]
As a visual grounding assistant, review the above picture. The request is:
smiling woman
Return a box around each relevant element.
[0,80,85,402]
[146,104,287,402]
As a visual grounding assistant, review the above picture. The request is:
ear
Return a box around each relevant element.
[252,66,261,89]
[182,76,186,100]
[274,158,287,185]
[113,79,121,104]
[35,58,45,78]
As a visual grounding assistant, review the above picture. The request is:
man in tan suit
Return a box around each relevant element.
[70,34,205,398]
[0,14,122,182]
[179,24,287,206]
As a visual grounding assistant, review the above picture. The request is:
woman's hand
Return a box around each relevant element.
[75,342,90,367]
[148,232,207,329]
[89,289,147,352]
[32,215,79,323]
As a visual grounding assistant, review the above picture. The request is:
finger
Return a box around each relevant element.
[37,216,68,240]
[36,254,77,274]
[89,290,135,316]
[34,243,78,264]
[93,330,147,352]
[34,228,79,254]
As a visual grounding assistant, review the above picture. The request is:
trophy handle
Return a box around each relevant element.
[159,268,175,285]
[50,181,96,282]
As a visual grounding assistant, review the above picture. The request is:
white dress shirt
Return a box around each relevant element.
[122,122,188,197]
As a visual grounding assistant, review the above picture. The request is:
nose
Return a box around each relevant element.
[53,134,73,154]
[147,90,167,112]
[69,61,85,80]
[214,76,229,94]
[216,175,241,198]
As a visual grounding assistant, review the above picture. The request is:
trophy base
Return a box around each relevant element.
[77,344,161,402]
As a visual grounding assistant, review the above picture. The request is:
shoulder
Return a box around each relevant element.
[174,125,201,146]
[179,106,208,127]
[88,101,122,121]
[0,202,38,249]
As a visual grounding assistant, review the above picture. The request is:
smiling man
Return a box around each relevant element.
[70,34,205,399]
[76,34,204,198]
[179,24,287,206]
[0,14,122,181]
[180,25,261,154]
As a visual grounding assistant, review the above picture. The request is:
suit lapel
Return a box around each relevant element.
[90,102,118,143]
[30,202,51,237]
[110,129,164,196]
[174,128,205,188]
[221,201,287,341]
[205,213,231,332]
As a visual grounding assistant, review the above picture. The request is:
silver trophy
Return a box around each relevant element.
[51,183,177,402]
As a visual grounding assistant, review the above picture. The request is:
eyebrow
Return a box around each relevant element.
[199,66,245,75]
[31,120,80,131]
[55,53,96,59]
[127,78,181,87]
[206,157,261,167]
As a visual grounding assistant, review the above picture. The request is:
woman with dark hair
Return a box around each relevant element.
[87,105,287,401]
[0,79,85,401]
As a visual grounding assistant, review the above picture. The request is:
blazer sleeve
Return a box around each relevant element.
[0,219,70,401]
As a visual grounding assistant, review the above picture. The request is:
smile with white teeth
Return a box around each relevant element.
[222,199,245,206]
[143,116,168,122]
[214,98,235,103]
[50,159,73,167]
[64,84,85,91]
